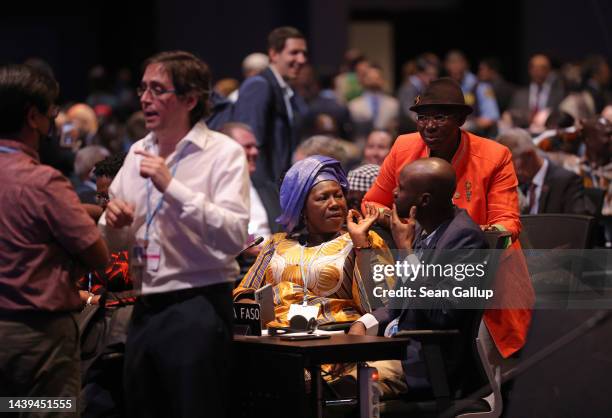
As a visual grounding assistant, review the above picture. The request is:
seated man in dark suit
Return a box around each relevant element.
[344,157,489,397]
[497,128,593,215]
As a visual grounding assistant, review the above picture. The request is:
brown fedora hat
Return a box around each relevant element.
[409,77,473,115]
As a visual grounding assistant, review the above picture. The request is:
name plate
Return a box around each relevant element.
[233,303,262,336]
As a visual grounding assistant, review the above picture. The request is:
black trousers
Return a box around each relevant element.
[124,283,233,418]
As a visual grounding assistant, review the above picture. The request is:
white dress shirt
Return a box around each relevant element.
[529,80,553,112]
[270,65,294,122]
[99,121,250,294]
[527,158,549,214]
[248,184,272,240]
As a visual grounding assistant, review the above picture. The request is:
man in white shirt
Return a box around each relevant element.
[100,51,249,418]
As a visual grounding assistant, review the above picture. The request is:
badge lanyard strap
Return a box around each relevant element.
[0,146,18,154]
[144,145,188,243]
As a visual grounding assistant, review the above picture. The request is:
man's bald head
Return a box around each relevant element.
[395,157,456,218]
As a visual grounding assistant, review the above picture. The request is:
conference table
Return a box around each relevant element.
[230,333,412,418]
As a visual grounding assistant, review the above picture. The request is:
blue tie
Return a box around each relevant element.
[369,94,380,126]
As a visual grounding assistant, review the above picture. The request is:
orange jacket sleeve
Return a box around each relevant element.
[486,148,521,241]
[362,141,400,212]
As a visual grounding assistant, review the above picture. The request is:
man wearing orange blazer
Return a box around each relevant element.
[363,78,534,358]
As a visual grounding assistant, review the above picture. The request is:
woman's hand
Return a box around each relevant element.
[347,203,378,248]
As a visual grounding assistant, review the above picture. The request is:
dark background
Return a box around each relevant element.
[0,1,610,101]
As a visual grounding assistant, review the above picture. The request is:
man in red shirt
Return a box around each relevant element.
[0,64,109,404]
[364,78,533,357]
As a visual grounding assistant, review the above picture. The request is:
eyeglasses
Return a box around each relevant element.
[416,114,452,124]
[136,83,177,98]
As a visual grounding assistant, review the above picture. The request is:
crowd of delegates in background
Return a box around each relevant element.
[28,42,612,250]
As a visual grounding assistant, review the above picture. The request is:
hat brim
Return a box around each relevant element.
[409,102,473,115]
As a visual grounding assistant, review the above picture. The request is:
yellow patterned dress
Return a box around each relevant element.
[233,230,394,327]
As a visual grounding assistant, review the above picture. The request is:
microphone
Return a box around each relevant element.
[238,236,264,256]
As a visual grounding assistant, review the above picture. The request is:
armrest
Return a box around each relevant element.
[318,322,353,332]
[393,329,460,343]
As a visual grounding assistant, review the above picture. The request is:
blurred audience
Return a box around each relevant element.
[301,69,354,140]
[398,54,439,132]
[73,145,110,204]
[227,52,269,102]
[509,54,565,127]
[346,164,380,211]
[293,135,353,168]
[497,128,592,215]
[478,57,516,114]
[67,103,99,147]
[445,50,500,137]
[349,64,399,140]
[362,130,393,166]
[335,49,369,103]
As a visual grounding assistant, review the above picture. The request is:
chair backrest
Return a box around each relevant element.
[484,230,511,250]
[583,187,605,217]
[519,214,595,249]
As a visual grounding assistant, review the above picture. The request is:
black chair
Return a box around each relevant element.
[583,187,605,218]
[519,214,595,250]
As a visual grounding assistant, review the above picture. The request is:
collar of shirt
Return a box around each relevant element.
[269,65,294,100]
[0,139,39,161]
[142,121,210,164]
[532,158,549,189]
[415,219,449,250]
[319,89,337,100]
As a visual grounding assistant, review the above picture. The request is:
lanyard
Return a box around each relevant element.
[0,146,18,154]
[144,144,188,243]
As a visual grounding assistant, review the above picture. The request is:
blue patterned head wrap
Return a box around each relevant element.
[276,155,348,233]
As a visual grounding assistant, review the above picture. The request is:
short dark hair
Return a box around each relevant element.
[143,51,211,125]
[0,64,59,136]
[479,57,501,73]
[93,152,127,179]
[267,26,304,53]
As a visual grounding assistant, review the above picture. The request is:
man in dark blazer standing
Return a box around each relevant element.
[498,128,593,215]
[346,158,489,396]
[233,26,307,184]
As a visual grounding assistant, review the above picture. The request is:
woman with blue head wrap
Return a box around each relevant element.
[234,155,395,327]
